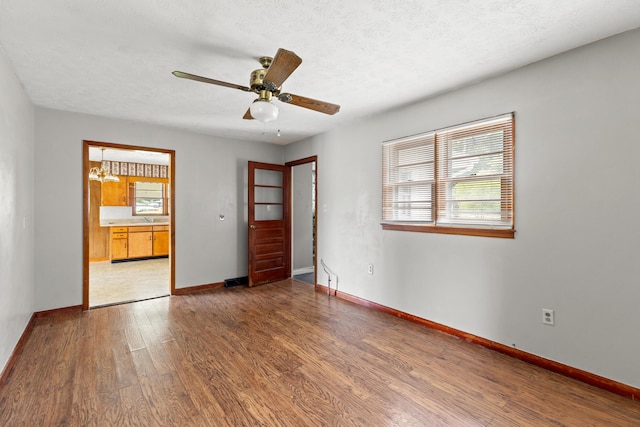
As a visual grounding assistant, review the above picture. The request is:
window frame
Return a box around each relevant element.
[130,177,169,216]
[382,113,515,238]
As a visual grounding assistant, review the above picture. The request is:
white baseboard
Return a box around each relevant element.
[293,266,314,275]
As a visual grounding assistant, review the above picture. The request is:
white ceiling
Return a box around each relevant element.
[1,1,639,146]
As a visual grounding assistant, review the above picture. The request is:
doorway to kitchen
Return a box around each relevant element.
[82,141,175,310]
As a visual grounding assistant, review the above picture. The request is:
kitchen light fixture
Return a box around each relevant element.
[89,148,120,183]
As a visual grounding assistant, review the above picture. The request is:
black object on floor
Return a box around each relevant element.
[224,276,248,288]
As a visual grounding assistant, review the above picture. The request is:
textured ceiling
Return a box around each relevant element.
[1,1,639,145]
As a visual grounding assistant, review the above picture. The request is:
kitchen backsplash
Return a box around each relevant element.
[100,206,169,221]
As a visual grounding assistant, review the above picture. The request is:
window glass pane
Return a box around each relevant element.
[450,179,501,201]
[449,152,504,178]
[397,163,434,183]
[135,199,163,215]
[395,184,432,202]
[439,179,503,224]
[255,187,283,204]
[255,204,283,220]
[134,182,164,215]
[135,182,163,197]
[388,203,432,221]
[449,131,503,157]
[397,144,433,165]
[388,184,433,221]
[383,135,435,223]
[439,201,502,222]
[255,169,282,187]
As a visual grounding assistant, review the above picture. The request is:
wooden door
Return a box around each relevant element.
[248,161,290,286]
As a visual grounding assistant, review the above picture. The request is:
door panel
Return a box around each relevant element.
[248,161,290,286]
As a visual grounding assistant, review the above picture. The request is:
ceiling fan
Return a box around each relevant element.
[172,48,340,123]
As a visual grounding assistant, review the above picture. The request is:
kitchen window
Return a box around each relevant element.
[132,180,168,216]
[382,113,514,238]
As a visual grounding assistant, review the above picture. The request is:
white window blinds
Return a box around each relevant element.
[382,113,514,234]
[382,133,435,222]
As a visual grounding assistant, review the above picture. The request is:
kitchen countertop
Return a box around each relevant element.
[100,219,170,227]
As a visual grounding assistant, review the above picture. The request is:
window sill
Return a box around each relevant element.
[381,223,515,238]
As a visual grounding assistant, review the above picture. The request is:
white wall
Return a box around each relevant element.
[34,108,284,310]
[0,47,35,372]
[285,29,640,388]
[291,162,314,272]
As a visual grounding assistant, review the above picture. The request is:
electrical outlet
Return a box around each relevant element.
[367,264,373,274]
[542,308,555,326]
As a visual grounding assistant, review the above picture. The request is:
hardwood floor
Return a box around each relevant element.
[1,279,639,426]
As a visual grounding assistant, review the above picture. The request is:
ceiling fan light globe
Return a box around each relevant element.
[250,100,278,123]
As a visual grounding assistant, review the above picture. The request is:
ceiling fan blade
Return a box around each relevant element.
[243,108,253,120]
[280,93,340,115]
[263,49,302,88]
[172,71,251,92]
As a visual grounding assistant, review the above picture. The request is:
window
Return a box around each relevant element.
[132,181,167,216]
[382,113,514,238]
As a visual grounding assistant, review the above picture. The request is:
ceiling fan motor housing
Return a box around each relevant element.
[250,69,279,94]
[250,69,266,91]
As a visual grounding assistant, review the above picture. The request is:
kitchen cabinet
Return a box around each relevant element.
[110,227,128,260]
[152,225,169,256]
[127,226,153,258]
[109,224,170,261]
[101,176,128,206]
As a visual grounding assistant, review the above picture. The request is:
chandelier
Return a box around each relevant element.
[89,148,120,183]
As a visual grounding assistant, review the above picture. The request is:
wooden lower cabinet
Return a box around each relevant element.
[128,226,153,258]
[111,235,128,260]
[110,227,129,260]
[152,226,169,256]
[110,224,170,261]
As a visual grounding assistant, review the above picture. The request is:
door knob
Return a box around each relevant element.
[250,224,256,229]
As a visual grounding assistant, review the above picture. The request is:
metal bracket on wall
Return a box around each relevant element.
[320,259,338,297]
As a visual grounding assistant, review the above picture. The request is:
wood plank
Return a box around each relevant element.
[118,383,152,427]
[2,280,640,426]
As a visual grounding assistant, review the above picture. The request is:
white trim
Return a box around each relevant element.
[293,266,314,275]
